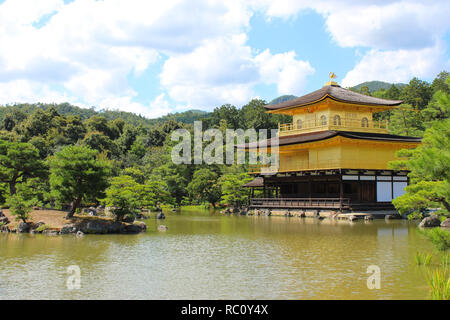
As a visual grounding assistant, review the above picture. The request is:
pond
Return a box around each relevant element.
[0,210,433,299]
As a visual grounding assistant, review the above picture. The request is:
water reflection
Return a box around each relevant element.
[0,212,432,299]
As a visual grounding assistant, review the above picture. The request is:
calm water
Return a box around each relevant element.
[0,211,434,300]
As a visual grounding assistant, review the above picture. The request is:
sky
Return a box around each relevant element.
[0,0,449,118]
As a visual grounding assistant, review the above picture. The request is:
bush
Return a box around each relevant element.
[420,228,450,252]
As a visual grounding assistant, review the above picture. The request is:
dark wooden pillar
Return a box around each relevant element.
[339,173,344,212]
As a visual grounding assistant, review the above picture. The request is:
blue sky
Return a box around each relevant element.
[0,0,449,118]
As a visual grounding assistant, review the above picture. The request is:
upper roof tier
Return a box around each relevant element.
[265,84,403,111]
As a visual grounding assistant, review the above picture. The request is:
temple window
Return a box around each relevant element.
[296,119,302,129]
[361,117,369,128]
[333,115,341,126]
[320,115,327,126]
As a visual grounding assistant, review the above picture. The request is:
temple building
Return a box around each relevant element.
[240,76,422,212]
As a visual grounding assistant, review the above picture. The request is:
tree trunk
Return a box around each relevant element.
[9,181,16,196]
[66,196,82,219]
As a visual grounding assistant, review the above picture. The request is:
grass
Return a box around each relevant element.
[441,254,450,269]
[35,224,50,232]
[426,268,450,300]
[416,252,433,266]
[419,227,450,252]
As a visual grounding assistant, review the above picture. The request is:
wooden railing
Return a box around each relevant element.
[248,159,389,174]
[250,197,350,209]
[279,118,389,136]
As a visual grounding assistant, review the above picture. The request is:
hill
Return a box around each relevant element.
[351,81,406,93]
[0,103,210,128]
[269,95,298,105]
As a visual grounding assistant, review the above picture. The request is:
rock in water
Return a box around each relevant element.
[419,215,442,228]
[441,218,450,228]
[61,224,78,234]
[76,231,84,237]
[156,212,165,219]
[17,222,30,233]
[158,225,168,232]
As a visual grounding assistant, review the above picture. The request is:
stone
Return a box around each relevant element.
[105,206,116,218]
[0,216,10,224]
[387,214,402,220]
[0,208,4,217]
[157,225,168,232]
[76,231,84,237]
[441,218,450,228]
[364,215,374,221]
[34,221,45,229]
[348,215,358,222]
[82,221,108,234]
[106,222,124,233]
[156,212,166,220]
[17,222,31,233]
[61,224,78,234]
[0,225,10,233]
[134,222,147,232]
[121,224,143,234]
[123,214,136,223]
[42,230,59,236]
[419,215,442,228]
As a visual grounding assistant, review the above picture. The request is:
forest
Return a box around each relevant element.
[0,71,448,222]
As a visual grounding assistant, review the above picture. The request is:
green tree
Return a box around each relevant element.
[187,168,222,207]
[0,140,46,195]
[219,172,252,207]
[421,76,450,123]
[0,109,27,131]
[388,104,424,137]
[401,77,433,110]
[6,182,42,223]
[390,119,450,218]
[431,71,450,94]
[102,175,141,221]
[49,145,111,218]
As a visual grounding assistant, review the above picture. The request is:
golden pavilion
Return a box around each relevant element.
[240,76,421,212]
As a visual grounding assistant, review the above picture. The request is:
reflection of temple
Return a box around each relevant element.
[240,78,421,211]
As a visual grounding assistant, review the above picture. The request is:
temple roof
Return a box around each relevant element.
[265,84,403,111]
[237,131,422,149]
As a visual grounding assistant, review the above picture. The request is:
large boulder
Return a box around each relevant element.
[122,214,135,223]
[104,207,116,218]
[81,221,108,234]
[419,215,442,228]
[121,223,145,234]
[106,222,125,234]
[61,224,78,234]
[0,225,10,233]
[17,222,31,233]
[440,218,450,228]
[88,207,98,216]
[0,216,10,225]
[156,212,165,220]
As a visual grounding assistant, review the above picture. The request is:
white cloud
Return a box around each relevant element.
[0,0,253,114]
[342,43,450,87]
[160,36,314,108]
[0,0,448,116]
[256,50,315,95]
